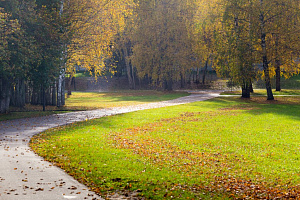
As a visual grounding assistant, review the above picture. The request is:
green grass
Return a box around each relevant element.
[0,91,188,121]
[64,90,189,110]
[221,89,300,96]
[30,96,300,199]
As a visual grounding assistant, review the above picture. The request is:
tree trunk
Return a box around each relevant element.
[202,58,209,85]
[124,45,135,89]
[62,76,65,105]
[180,73,185,88]
[248,2,254,94]
[260,1,274,100]
[57,74,62,107]
[10,79,26,107]
[163,76,173,91]
[274,34,281,91]
[52,81,57,106]
[131,63,136,89]
[0,78,11,113]
[275,60,281,91]
[25,83,31,104]
[249,80,254,93]
[57,69,65,107]
[67,75,73,95]
[195,67,199,84]
[42,85,46,111]
[241,82,251,98]
[58,0,66,107]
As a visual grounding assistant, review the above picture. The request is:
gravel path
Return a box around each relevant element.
[0,91,221,200]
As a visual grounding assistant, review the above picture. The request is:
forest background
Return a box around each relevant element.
[0,0,299,113]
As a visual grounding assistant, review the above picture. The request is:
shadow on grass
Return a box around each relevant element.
[202,96,300,121]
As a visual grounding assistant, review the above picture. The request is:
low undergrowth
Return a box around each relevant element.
[30,97,300,199]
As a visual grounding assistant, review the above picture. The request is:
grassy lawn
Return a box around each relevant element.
[30,96,300,199]
[64,91,189,110]
[221,89,300,96]
[0,91,188,121]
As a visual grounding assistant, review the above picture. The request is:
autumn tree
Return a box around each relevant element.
[213,0,256,98]
[61,0,135,94]
[266,0,300,91]
[212,0,300,99]
[191,0,220,85]
[0,0,38,113]
[131,0,195,90]
[112,16,137,89]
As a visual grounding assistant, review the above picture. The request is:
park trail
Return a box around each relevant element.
[0,91,221,200]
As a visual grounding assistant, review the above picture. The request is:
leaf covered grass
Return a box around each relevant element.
[1,91,188,121]
[30,97,300,199]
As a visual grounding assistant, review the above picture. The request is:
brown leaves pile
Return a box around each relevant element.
[110,112,300,199]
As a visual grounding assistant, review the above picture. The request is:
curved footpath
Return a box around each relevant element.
[0,91,221,200]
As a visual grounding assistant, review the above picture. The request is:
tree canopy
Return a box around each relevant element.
[1,0,299,112]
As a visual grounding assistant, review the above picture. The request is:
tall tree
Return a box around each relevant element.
[213,0,256,98]
[212,0,299,99]
[0,9,19,113]
[59,0,135,94]
[0,0,37,113]
[131,0,194,90]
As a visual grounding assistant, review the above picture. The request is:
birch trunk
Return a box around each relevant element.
[57,70,63,107]
[57,0,66,107]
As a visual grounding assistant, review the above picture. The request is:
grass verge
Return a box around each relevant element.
[30,96,300,199]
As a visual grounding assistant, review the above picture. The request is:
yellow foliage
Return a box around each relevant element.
[60,0,136,77]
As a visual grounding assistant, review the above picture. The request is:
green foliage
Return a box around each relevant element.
[31,97,300,199]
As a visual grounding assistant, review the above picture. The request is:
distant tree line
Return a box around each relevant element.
[109,0,300,98]
[1,0,299,113]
